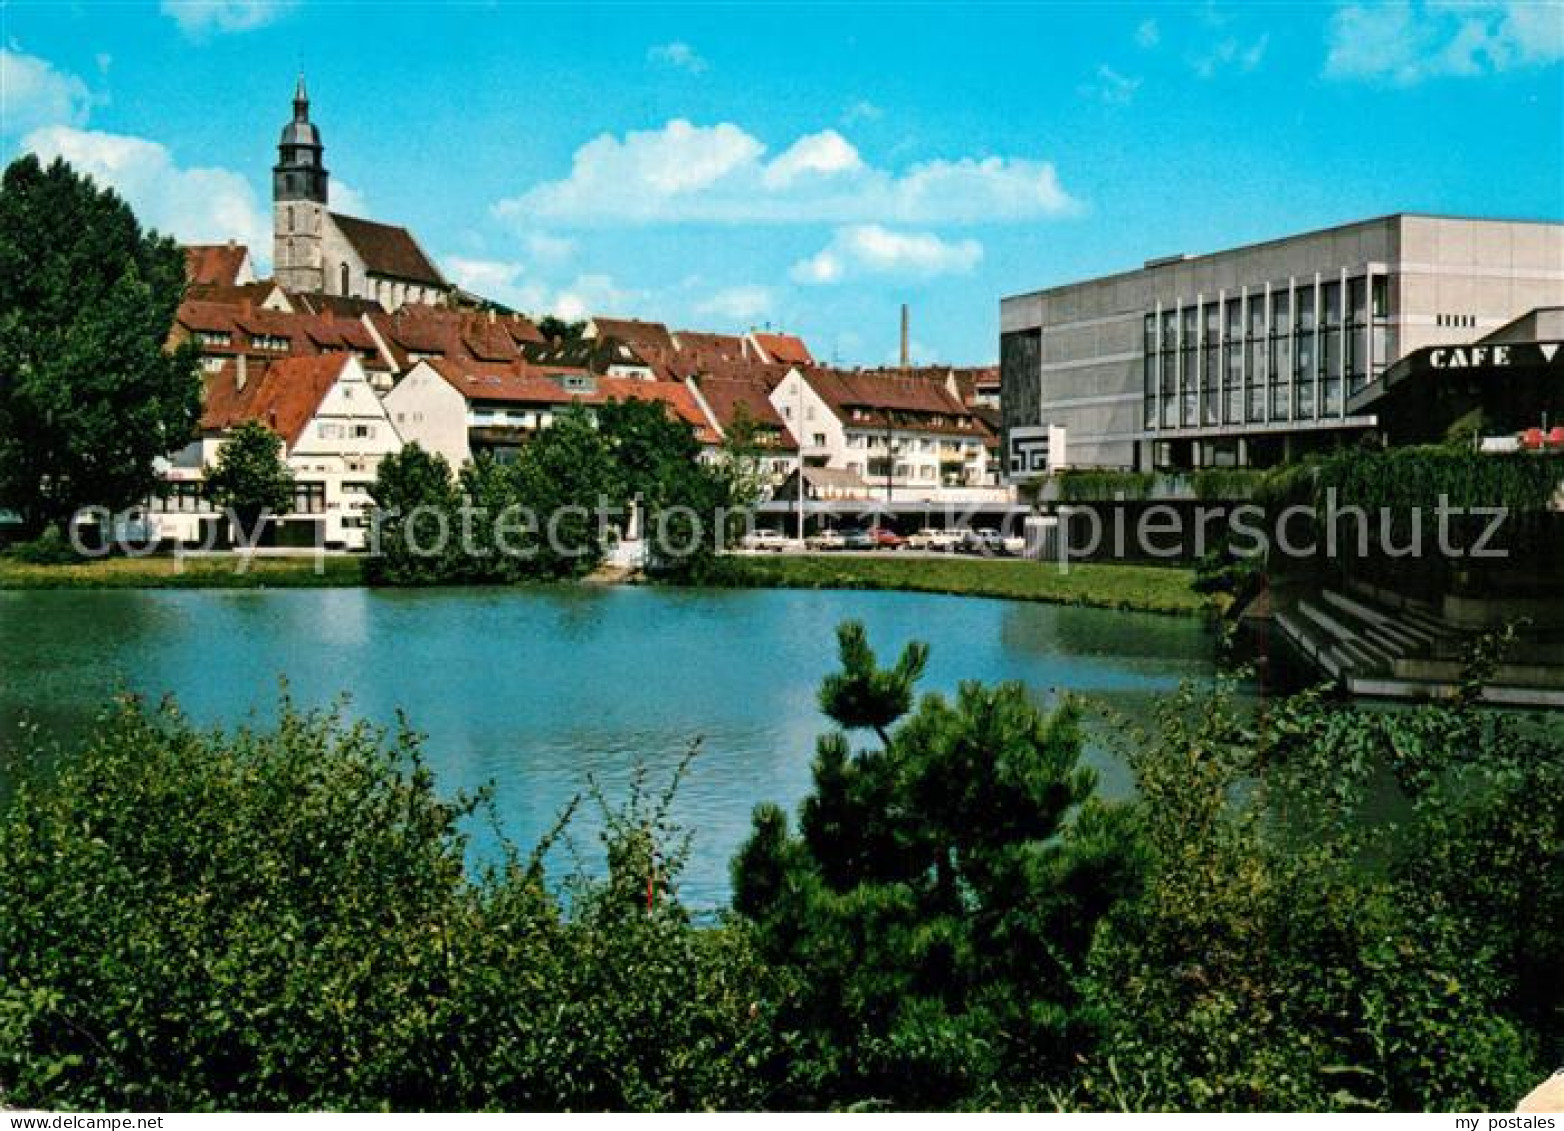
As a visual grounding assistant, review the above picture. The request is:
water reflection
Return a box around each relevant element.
[0,587,1224,907]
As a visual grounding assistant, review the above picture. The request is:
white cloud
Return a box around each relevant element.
[762,130,863,188]
[1325,1,1564,85]
[790,225,982,285]
[648,41,708,73]
[1135,18,1161,48]
[160,0,297,37]
[330,178,369,217]
[497,118,1078,226]
[1083,64,1142,105]
[441,254,630,321]
[1191,32,1269,77]
[23,125,269,251]
[695,284,774,322]
[445,256,526,297]
[1,48,93,136]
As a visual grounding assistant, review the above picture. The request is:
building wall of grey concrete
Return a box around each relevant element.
[999,215,1564,473]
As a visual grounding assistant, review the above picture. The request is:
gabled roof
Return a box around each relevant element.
[672,330,750,360]
[801,367,982,436]
[420,360,720,443]
[748,331,814,366]
[692,376,798,449]
[201,355,354,448]
[426,358,578,407]
[587,316,675,352]
[596,377,721,445]
[367,306,547,371]
[291,292,384,318]
[330,212,447,287]
[186,281,288,310]
[184,243,251,287]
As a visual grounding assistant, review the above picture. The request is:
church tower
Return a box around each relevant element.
[272,75,329,293]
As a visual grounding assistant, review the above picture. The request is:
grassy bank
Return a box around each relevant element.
[0,553,365,589]
[699,553,1211,616]
[1,551,1207,615]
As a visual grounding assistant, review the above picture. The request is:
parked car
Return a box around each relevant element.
[805,528,846,552]
[869,526,906,550]
[907,527,961,552]
[838,526,878,551]
[740,528,790,552]
[960,527,1022,556]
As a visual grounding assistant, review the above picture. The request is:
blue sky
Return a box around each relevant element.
[3,1,1561,363]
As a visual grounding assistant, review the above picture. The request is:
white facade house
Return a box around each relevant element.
[154,354,402,549]
[769,367,1005,504]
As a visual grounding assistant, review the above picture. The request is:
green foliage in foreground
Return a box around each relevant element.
[1079,660,1560,1111]
[0,626,1557,1111]
[732,623,1147,1108]
[0,696,786,1111]
[701,553,1210,616]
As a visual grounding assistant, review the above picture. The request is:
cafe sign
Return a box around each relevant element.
[1427,342,1562,369]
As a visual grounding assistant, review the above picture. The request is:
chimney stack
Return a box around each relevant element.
[236,353,249,392]
[899,303,910,370]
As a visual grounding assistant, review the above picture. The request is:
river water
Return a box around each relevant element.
[0,586,1225,906]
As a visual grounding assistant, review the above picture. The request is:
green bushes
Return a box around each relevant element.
[1,628,1557,1111]
[0,695,785,1111]
[365,402,747,586]
[1050,469,1155,502]
[1079,672,1557,1111]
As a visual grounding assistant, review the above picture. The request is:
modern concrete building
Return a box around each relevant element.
[1000,214,1564,474]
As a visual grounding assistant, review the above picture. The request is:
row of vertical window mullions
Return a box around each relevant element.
[1141,275,1388,429]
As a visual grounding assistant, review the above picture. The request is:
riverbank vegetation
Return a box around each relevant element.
[703,554,1210,616]
[0,553,365,589]
[2,624,1555,1112]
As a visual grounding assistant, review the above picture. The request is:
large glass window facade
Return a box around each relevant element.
[1270,290,1292,421]
[1180,306,1198,427]
[1320,280,1343,415]
[1245,295,1267,422]
[1141,270,1390,437]
[1202,303,1220,426]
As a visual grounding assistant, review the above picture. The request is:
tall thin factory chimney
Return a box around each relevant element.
[899,303,910,370]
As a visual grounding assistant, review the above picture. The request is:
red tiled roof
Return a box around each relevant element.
[291,292,384,319]
[693,376,797,449]
[750,331,813,366]
[588,317,675,352]
[426,359,578,407]
[596,377,720,445]
[330,213,447,287]
[201,355,351,448]
[673,330,749,360]
[184,244,249,287]
[803,367,981,436]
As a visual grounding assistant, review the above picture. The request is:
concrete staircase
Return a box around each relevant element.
[1272,583,1564,708]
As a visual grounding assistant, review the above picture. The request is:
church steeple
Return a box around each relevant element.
[273,74,327,205]
[273,76,329,294]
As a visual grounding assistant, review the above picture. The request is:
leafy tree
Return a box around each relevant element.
[536,315,586,343]
[364,443,463,584]
[0,155,201,536]
[509,406,617,577]
[732,621,1147,1108]
[202,420,295,543]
